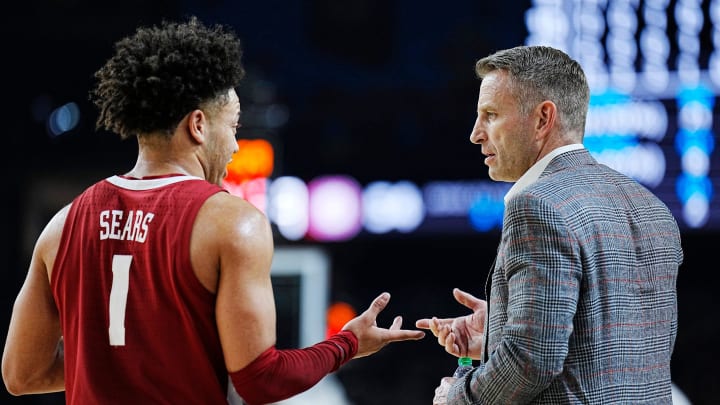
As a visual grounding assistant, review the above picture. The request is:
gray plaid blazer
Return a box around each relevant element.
[449,148,683,404]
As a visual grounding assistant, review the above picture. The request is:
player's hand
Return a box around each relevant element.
[415,288,487,359]
[342,292,425,358]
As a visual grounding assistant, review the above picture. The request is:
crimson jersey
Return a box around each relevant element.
[51,174,230,404]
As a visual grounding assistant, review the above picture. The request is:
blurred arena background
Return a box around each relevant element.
[2,1,718,403]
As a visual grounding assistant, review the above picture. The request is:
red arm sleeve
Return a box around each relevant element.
[229,330,358,405]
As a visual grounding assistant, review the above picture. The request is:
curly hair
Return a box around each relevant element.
[90,16,245,140]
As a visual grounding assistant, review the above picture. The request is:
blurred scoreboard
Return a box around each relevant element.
[226,0,720,242]
[526,0,720,230]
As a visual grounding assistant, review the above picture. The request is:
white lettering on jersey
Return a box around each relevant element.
[99,210,155,242]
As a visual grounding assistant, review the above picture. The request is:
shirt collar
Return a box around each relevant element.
[504,144,584,203]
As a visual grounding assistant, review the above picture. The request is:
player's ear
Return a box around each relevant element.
[187,109,207,144]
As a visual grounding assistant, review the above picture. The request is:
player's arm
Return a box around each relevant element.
[210,194,278,371]
[204,194,354,405]
[206,194,423,405]
[2,205,68,395]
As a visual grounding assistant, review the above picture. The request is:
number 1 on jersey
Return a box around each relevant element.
[109,254,132,346]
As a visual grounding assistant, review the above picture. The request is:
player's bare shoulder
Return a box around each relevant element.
[190,192,274,292]
[201,192,270,230]
[39,204,71,269]
[194,192,273,252]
